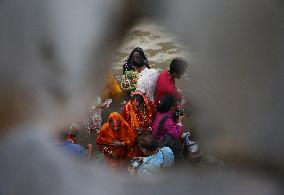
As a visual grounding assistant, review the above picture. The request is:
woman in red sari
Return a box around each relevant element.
[96,112,139,169]
[122,91,156,132]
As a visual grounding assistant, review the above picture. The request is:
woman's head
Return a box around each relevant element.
[127,47,149,68]
[123,47,150,74]
[108,112,123,131]
[157,95,176,113]
[132,51,143,60]
[131,54,145,69]
[131,93,145,109]
[109,118,121,131]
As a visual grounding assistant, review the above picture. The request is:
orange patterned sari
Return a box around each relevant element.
[96,112,140,168]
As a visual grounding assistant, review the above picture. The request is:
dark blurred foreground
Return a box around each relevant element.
[0,0,283,194]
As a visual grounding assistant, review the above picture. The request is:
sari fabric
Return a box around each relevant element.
[122,91,156,131]
[96,112,139,168]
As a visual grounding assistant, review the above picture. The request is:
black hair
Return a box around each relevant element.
[122,47,150,74]
[131,54,145,68]
[157,95,176,113]
[169,57,188,75]
[131,93,145,108]
[138,132,159,151]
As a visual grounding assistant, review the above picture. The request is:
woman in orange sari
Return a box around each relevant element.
[122,91,156,132]
[96,112,139,169]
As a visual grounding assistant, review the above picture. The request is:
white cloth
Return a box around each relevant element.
[136,68,159,102]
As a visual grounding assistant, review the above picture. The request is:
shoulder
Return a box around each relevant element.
[98,123,111,135]
[142,153,163,166]
[152,112,162,122]
[163,115,176,126]
[148,68,159,74]
[150,69,159,79]
[160,147,174,155]
[155,112,170,122]
[160,70,168,75]
[160,147,174,166]
[73,144,86,156]
[65,142,85,154]
[100,123,109,130]
[122,104,129,116]
[157,70,168,80]
[162,112,172,120]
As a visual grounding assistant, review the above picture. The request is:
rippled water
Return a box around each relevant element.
[112,19,189,75]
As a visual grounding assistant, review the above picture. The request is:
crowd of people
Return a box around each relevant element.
[59,47,200,177]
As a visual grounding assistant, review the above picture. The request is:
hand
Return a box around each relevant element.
[128,166,137,176]
[110,140,123,147]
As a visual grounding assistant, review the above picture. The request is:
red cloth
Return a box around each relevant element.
[155,70,182,104]
[122,91,156,131]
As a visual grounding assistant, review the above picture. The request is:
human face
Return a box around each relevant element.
[132,51,142,60]
[109,119,120,131]
[132,96,144,110]
[131,51,143,64]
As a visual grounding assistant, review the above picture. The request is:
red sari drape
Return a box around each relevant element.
[96,112,140,169]
[122,91,156,131]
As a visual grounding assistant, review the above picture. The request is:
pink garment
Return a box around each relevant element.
[152,111,183,140]
[155,70,182,104]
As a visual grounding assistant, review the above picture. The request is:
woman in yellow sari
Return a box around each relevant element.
[101,72,123,100]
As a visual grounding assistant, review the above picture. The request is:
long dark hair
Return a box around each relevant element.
[122,47,150,74]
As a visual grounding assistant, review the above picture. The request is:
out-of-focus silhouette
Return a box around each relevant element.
[0,0,283,194]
